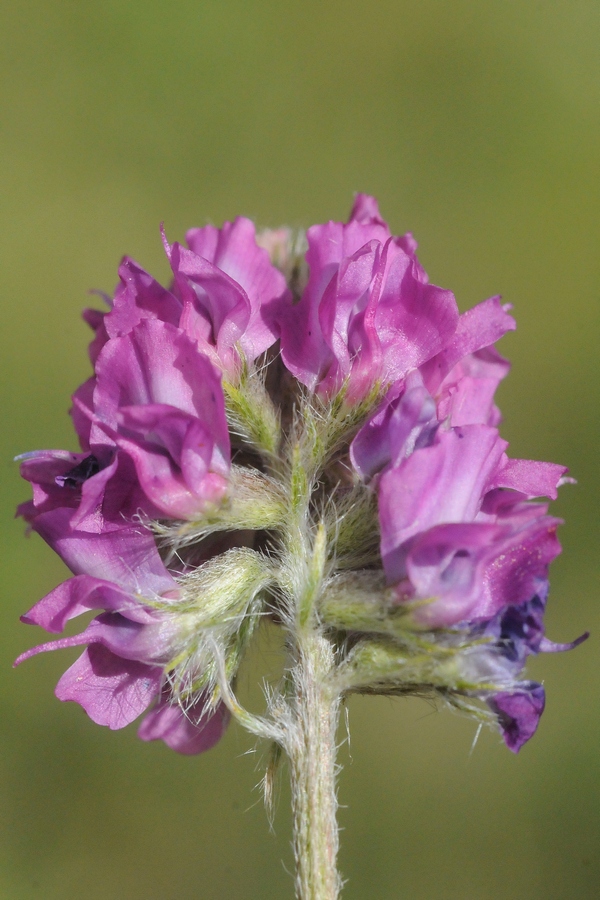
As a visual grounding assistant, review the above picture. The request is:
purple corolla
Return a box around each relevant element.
[277,196,459,404]
[15,519,228,753]
[376,422,567,628]
[102,216,288,380]
[19,318,231,530]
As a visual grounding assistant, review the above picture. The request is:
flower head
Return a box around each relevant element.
[16,194,584,757]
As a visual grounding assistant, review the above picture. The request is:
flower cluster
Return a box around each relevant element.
[16,194,585,754]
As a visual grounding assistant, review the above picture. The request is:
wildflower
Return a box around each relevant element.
[15,516,270,752]
[17,195,585,783]
[276,196,459,404]
[103,216,289,381]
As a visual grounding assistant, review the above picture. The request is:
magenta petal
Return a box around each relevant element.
[401,515,561,626]
[349,194,390,229]
[437,375,501,427]
[478,519,561,619]
[31,509,176,595]
[72,450,163,531]
[21,574,153,633]
[348,194,419,254]
[185,216,287,335]
[487,457,568,500]
[372,240,459,384]
[138,695,230,755]
[55,644,162,729]
[104,256,182,339]
[422,296,515,393]
[278,223,391,393]
[114,430,228,520]
[82,307,110,366]
[15,609,174,666]
[83,613,177,664]
[117,403,229,477]
[95,319,227,428]
[279,223,458,401]
[17,450,87,519]
[379,426,506,580]
[170,220,283,373]
[402,522,505,625]
[71,376,97,451]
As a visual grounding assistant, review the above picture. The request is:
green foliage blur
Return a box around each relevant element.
[1,2,598,897]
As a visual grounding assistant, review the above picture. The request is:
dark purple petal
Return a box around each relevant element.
[350,377,436,479]
[539,632,589,653]
[487,684,545,752]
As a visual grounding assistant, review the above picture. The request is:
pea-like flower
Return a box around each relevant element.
[276,195,459,404]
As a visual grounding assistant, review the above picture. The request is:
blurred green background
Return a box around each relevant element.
[1,1,598,897]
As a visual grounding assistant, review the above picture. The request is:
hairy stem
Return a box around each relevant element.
[289,632,341,900]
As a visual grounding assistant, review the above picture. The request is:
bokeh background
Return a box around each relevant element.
[1,2,598,897]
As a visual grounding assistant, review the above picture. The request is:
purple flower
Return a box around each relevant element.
[138,687,229,755]
[85,218,288,384]
[350,296,517,479]
[17,447,157,533]
[369,402,583,750]
[90,319,231,520]
[487,687,546,753]
[16,194,584,763]
[459,591,587,750]
[19,319,232,530]
[419,294,516,427]
[277,195,459,403]
[14,520,227,753]
[89,218,289,382]
[377,423,566,626]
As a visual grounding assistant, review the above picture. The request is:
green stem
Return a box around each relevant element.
[289,632,341,900]
[284,426,342,898]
